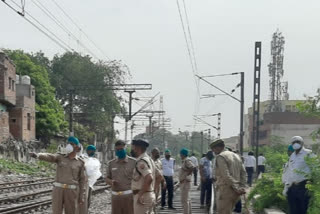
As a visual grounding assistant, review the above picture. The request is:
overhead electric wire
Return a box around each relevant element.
[31,0,101,60]
[50,0,110,60]
[2,0,72,52]
[182,0,198,72]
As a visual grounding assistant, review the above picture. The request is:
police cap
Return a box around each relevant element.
[209,139,225,148]
[132,139,149,148]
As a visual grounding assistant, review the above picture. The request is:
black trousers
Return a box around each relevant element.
[161,176,174,208]
[287,181,310,214]
[246,167,254,186]
[234,199,242,213]
[257,165,265,175]
[200,178,212,206]
[193,168,198,185]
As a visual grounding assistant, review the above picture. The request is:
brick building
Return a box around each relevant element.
[0,51,36,142]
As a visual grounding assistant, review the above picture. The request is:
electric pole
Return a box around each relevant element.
[240,72,245,155]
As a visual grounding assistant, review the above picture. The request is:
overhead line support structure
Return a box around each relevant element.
[252,42,262,169]
[196,72,245,155]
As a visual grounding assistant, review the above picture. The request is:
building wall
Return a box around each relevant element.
[271,124,320,147]
[0,52,16,106]
[9,108,23,141]
[0,107,10,142]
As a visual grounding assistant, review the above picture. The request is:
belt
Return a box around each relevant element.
[53,182,77,190]
[132,190,153,195]
[112,190,133,196]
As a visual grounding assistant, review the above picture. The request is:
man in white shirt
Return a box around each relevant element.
[257,153,266,176]
[286,136,312,214]
[244,151,256,187]
[161,149,176,210]
[189,153,199,186]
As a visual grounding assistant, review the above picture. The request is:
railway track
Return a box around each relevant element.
[0,185,110,214]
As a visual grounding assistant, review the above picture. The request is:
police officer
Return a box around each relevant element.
[151,148,166,200]
[29,136,86,214]
[106,140,136,214]
[131,139,156,214]
[179,148,194,214]
[210,139,247,214]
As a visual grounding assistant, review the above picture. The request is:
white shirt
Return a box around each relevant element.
[161,158,175,176]
[258,156,266,166]
[286,147,312,184]
[244,156,256,168]
[189,156,198,167]
[199,157,206,165]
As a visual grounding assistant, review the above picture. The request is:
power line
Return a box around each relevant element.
[31,0,100,60]
[50,0,110,60]
[2,0,72,51]
[181,0,198,72]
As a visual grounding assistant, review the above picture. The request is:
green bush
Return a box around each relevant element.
[306,156,320,214]
[248,173,288,212]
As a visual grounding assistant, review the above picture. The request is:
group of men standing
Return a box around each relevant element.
[106,139,196,214]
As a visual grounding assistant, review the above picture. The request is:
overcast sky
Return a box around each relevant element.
[1,0,320,140]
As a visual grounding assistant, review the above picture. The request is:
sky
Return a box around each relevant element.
[1,0,320,140]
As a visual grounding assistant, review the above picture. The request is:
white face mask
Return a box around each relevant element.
[65,144,74,154]
[292,143,302,150]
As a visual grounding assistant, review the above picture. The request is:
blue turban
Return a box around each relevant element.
[86,145,96,151]
[68,136,80,146]
[180,148,189,156]
[288,145,294,152]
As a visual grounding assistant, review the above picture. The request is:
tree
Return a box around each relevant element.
[5,50,67,141]
[50,52,127,141]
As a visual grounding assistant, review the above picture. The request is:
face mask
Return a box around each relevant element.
[154,154,160,159]
[130,150,136,158]
[292,143,302,150]
[165,155,170,159]
[65,144,74,154]
[88,152,95,157]
[116,149,126,159]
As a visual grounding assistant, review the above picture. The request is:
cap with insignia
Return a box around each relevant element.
[209,139,224,148]
[68,136,80,146]
[132,139,149,148]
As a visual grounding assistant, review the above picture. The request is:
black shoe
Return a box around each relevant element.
[160,207,165,210]
[168,207,176,210]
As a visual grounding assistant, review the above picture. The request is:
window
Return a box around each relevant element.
[285,105,291,112]
[12,80,15,91]
[11,119,16,123]
[27,113,31,130]
[8,77,12,89]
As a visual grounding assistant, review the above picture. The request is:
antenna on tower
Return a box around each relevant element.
[268,30,286,112]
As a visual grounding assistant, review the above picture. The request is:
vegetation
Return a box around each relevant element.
[248,142,289,212]
[0,159,54,176]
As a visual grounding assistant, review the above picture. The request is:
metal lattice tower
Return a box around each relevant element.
[268,30,285,112]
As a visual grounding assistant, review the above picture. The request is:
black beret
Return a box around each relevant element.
[132,139,149,148]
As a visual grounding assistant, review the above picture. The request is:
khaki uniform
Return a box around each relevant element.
[38,153,86,214]
[179,158,194,214]
[131,153,156,214]
[215,151,247,214]
[107,156,136,214]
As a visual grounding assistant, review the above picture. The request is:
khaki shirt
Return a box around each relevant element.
[131,152,156,191]
[154,159,162,171]
[38,153,86,200]
[179,158,194,182]
[106,156,136,191]
[215,151,247,191]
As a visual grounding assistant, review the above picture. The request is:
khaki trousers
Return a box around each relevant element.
[52,186,79,214]
[133,192,155,214]
[78,184,89,214]
[216,185,240,214]
[112,193,134,214]
[180,181,191,214]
